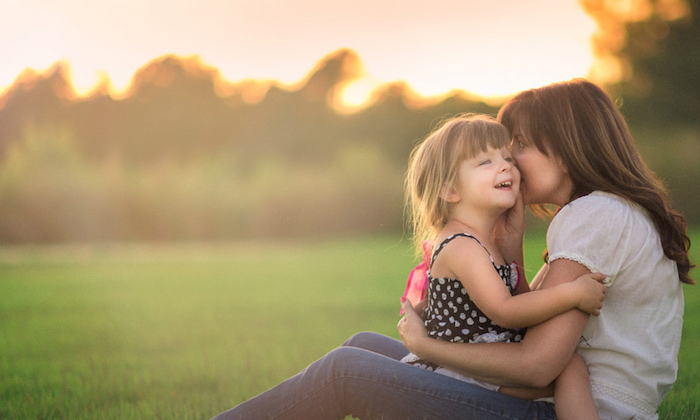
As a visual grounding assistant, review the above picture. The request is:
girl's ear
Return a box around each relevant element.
[440,184,460,203]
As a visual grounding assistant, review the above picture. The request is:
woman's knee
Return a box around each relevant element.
[343,331,382,347]
[315,346,367,377]
[342,331,408,360]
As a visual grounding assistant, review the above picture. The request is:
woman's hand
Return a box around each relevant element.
[494,191,526,263]
[398,298,429,355]
[414,295,429,315]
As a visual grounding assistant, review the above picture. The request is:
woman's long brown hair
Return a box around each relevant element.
[498,79,694,284]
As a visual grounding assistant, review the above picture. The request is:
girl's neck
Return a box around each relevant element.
[443,217,495,244]
[445,204,501,238]
[442,216,505,264]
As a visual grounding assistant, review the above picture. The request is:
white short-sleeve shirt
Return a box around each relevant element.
[547,191,684,420]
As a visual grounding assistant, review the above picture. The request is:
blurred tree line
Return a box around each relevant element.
[0,0,697,243]
[582,0,700,230]
[0,50,499,242]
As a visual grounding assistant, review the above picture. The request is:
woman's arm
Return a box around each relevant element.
[493,192,528,296]
[399,257,591,388]
[494,192,526,266]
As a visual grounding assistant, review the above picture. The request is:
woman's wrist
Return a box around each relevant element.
[494,232,524,264]
[398,298,431,356]
[501,246,524,268]
[411,333,439,362]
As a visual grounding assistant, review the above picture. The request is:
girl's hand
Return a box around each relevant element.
[569,272,608,316]
[398,298,429,355]
[494,191,525,262]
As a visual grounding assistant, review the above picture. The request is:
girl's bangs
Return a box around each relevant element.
[455,121,511,160]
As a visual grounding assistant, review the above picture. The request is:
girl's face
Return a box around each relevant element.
[446,146,520,215]
[510,132,573,207]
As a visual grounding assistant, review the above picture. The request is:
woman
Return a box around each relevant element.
[400,78,693,419]
[210,79,693,420]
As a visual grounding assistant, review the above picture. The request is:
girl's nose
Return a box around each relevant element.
[499,158,512,172]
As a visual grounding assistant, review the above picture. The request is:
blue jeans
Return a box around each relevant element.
[210,332,556,420]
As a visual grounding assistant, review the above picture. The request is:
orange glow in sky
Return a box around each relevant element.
[1,0,597,106]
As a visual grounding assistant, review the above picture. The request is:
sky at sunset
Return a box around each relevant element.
[2,0,598,105]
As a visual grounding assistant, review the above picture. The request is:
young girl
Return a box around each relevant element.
[402,114,606,420]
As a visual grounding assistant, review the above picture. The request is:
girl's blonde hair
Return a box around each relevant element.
[498,79,694,284]
[405,114,510,255]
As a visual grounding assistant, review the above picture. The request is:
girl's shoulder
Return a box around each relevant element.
[434,231,479,246]
[431,231,496,273]
[433,231,488,257]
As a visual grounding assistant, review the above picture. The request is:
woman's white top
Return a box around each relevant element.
[547,191,684,420]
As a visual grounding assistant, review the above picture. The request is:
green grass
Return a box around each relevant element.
[0,232,698,419]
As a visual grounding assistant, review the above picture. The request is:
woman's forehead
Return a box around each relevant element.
[509,125,529,140]
[502,112,526,135]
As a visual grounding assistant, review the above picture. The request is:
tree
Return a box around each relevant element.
[582,0,699,124]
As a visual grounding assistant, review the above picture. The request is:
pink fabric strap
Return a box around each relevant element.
[400,240,432,315]
[513,261,522,289]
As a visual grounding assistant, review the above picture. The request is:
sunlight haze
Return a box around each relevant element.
[1,0,597,105]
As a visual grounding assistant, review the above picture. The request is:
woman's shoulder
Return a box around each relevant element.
[549,191,644,248]
[569,191,630,209]
[556,191,643,223]
[547,192,648,277]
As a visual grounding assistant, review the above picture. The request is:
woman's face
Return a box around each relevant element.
[510,131,573,207]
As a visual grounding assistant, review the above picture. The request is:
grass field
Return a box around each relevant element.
[1,231,699,419]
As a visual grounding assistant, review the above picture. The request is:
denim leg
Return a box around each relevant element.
[342,331,409,360]
[210,333,556,420]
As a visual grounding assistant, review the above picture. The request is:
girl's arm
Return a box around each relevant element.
[399,257,592,388]
[529,262,548,291]
[554,352,600,420]
[441,240,606,329]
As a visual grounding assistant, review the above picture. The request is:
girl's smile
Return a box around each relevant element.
[495,180,514,189]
